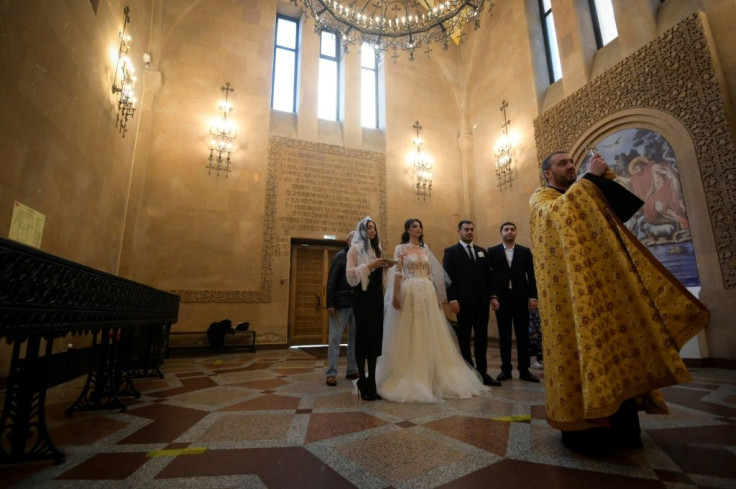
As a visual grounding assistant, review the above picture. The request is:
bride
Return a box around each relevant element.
[376,218,488,403]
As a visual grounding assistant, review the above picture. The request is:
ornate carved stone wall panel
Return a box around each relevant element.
[173,136,388,303]
[534,13,736,289]
[267,136,388,255]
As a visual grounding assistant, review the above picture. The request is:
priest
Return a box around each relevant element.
[529,151,709,453]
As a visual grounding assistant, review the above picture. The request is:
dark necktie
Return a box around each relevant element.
[466,245,475,262]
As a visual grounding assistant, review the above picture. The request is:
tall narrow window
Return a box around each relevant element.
[318,30,339,121]
[271,15,299,112]
[539,0,562,83]
[361,44,378,129]
[589,0,618,48]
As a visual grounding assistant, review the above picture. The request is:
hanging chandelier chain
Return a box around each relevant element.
[296,0,493,60]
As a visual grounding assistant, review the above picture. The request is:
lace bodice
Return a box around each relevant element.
[394,244,432,281]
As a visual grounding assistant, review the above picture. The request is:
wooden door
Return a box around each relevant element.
[288,243,341,345]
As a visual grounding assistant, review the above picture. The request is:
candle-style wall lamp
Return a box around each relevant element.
[111,6,137,137]
[411,121,433,200]
[206,82,237,176]
[494,100,513,190]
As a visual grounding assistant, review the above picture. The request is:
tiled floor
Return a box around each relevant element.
[1,346,735,488]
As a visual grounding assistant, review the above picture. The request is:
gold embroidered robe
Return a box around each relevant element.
[529,177,709,431]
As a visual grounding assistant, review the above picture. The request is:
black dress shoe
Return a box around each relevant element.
[561,429,613,456]
[496,371,512,381]
[481,373,502,386]
[519,371,540,383]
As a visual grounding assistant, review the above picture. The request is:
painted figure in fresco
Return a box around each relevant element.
[628,156,690,239]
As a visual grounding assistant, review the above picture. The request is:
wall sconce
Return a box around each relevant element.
[111,6,137,138]
[494,100,513,190]
[411,121,432,201]
[206,82,237,177]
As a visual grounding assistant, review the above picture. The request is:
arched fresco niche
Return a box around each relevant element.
[578,128,699,287]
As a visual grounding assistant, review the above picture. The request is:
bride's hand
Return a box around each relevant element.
[392,297,401,310]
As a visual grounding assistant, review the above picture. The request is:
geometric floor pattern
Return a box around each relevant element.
[1,346,735,489]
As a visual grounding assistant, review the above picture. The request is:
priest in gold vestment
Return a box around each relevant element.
[529,151,709,451]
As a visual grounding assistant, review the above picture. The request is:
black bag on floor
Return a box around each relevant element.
[207,319,234,349]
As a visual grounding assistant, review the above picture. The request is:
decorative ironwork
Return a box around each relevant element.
[0,237,179,464]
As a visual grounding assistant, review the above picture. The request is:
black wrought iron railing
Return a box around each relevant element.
[0,237,179,464]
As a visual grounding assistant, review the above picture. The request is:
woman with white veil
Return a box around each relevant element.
[376,218,487,403]
[346,216,395,400]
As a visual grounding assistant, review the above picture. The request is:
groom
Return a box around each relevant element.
[443,220,501,387]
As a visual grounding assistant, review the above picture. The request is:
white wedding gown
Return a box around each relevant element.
[376,244,487,403]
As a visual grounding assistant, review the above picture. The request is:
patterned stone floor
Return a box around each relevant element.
[1,346,735,489]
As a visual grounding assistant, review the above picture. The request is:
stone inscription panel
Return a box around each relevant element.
[269,136,387,258]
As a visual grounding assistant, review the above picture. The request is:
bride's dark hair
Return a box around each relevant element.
[400,218,424,246]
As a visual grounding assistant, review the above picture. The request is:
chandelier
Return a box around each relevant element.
[206,82,237,177]
[296,0,494,61]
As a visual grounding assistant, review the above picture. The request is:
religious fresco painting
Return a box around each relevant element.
[578,128,700,287]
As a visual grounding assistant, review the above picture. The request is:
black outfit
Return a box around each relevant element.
[528,309,543,361]
[488,243,537,375]
[326,246,352,310]
[443,242,492,377]
[352,266,384,398]
[557,173,645,452]
[581,173,643,221]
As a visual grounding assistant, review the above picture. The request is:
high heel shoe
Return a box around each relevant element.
[357,379,375,401]
[368,381,382,400]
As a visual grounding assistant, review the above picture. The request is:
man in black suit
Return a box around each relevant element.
[488,222,540,383]
[443,220,501,387]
